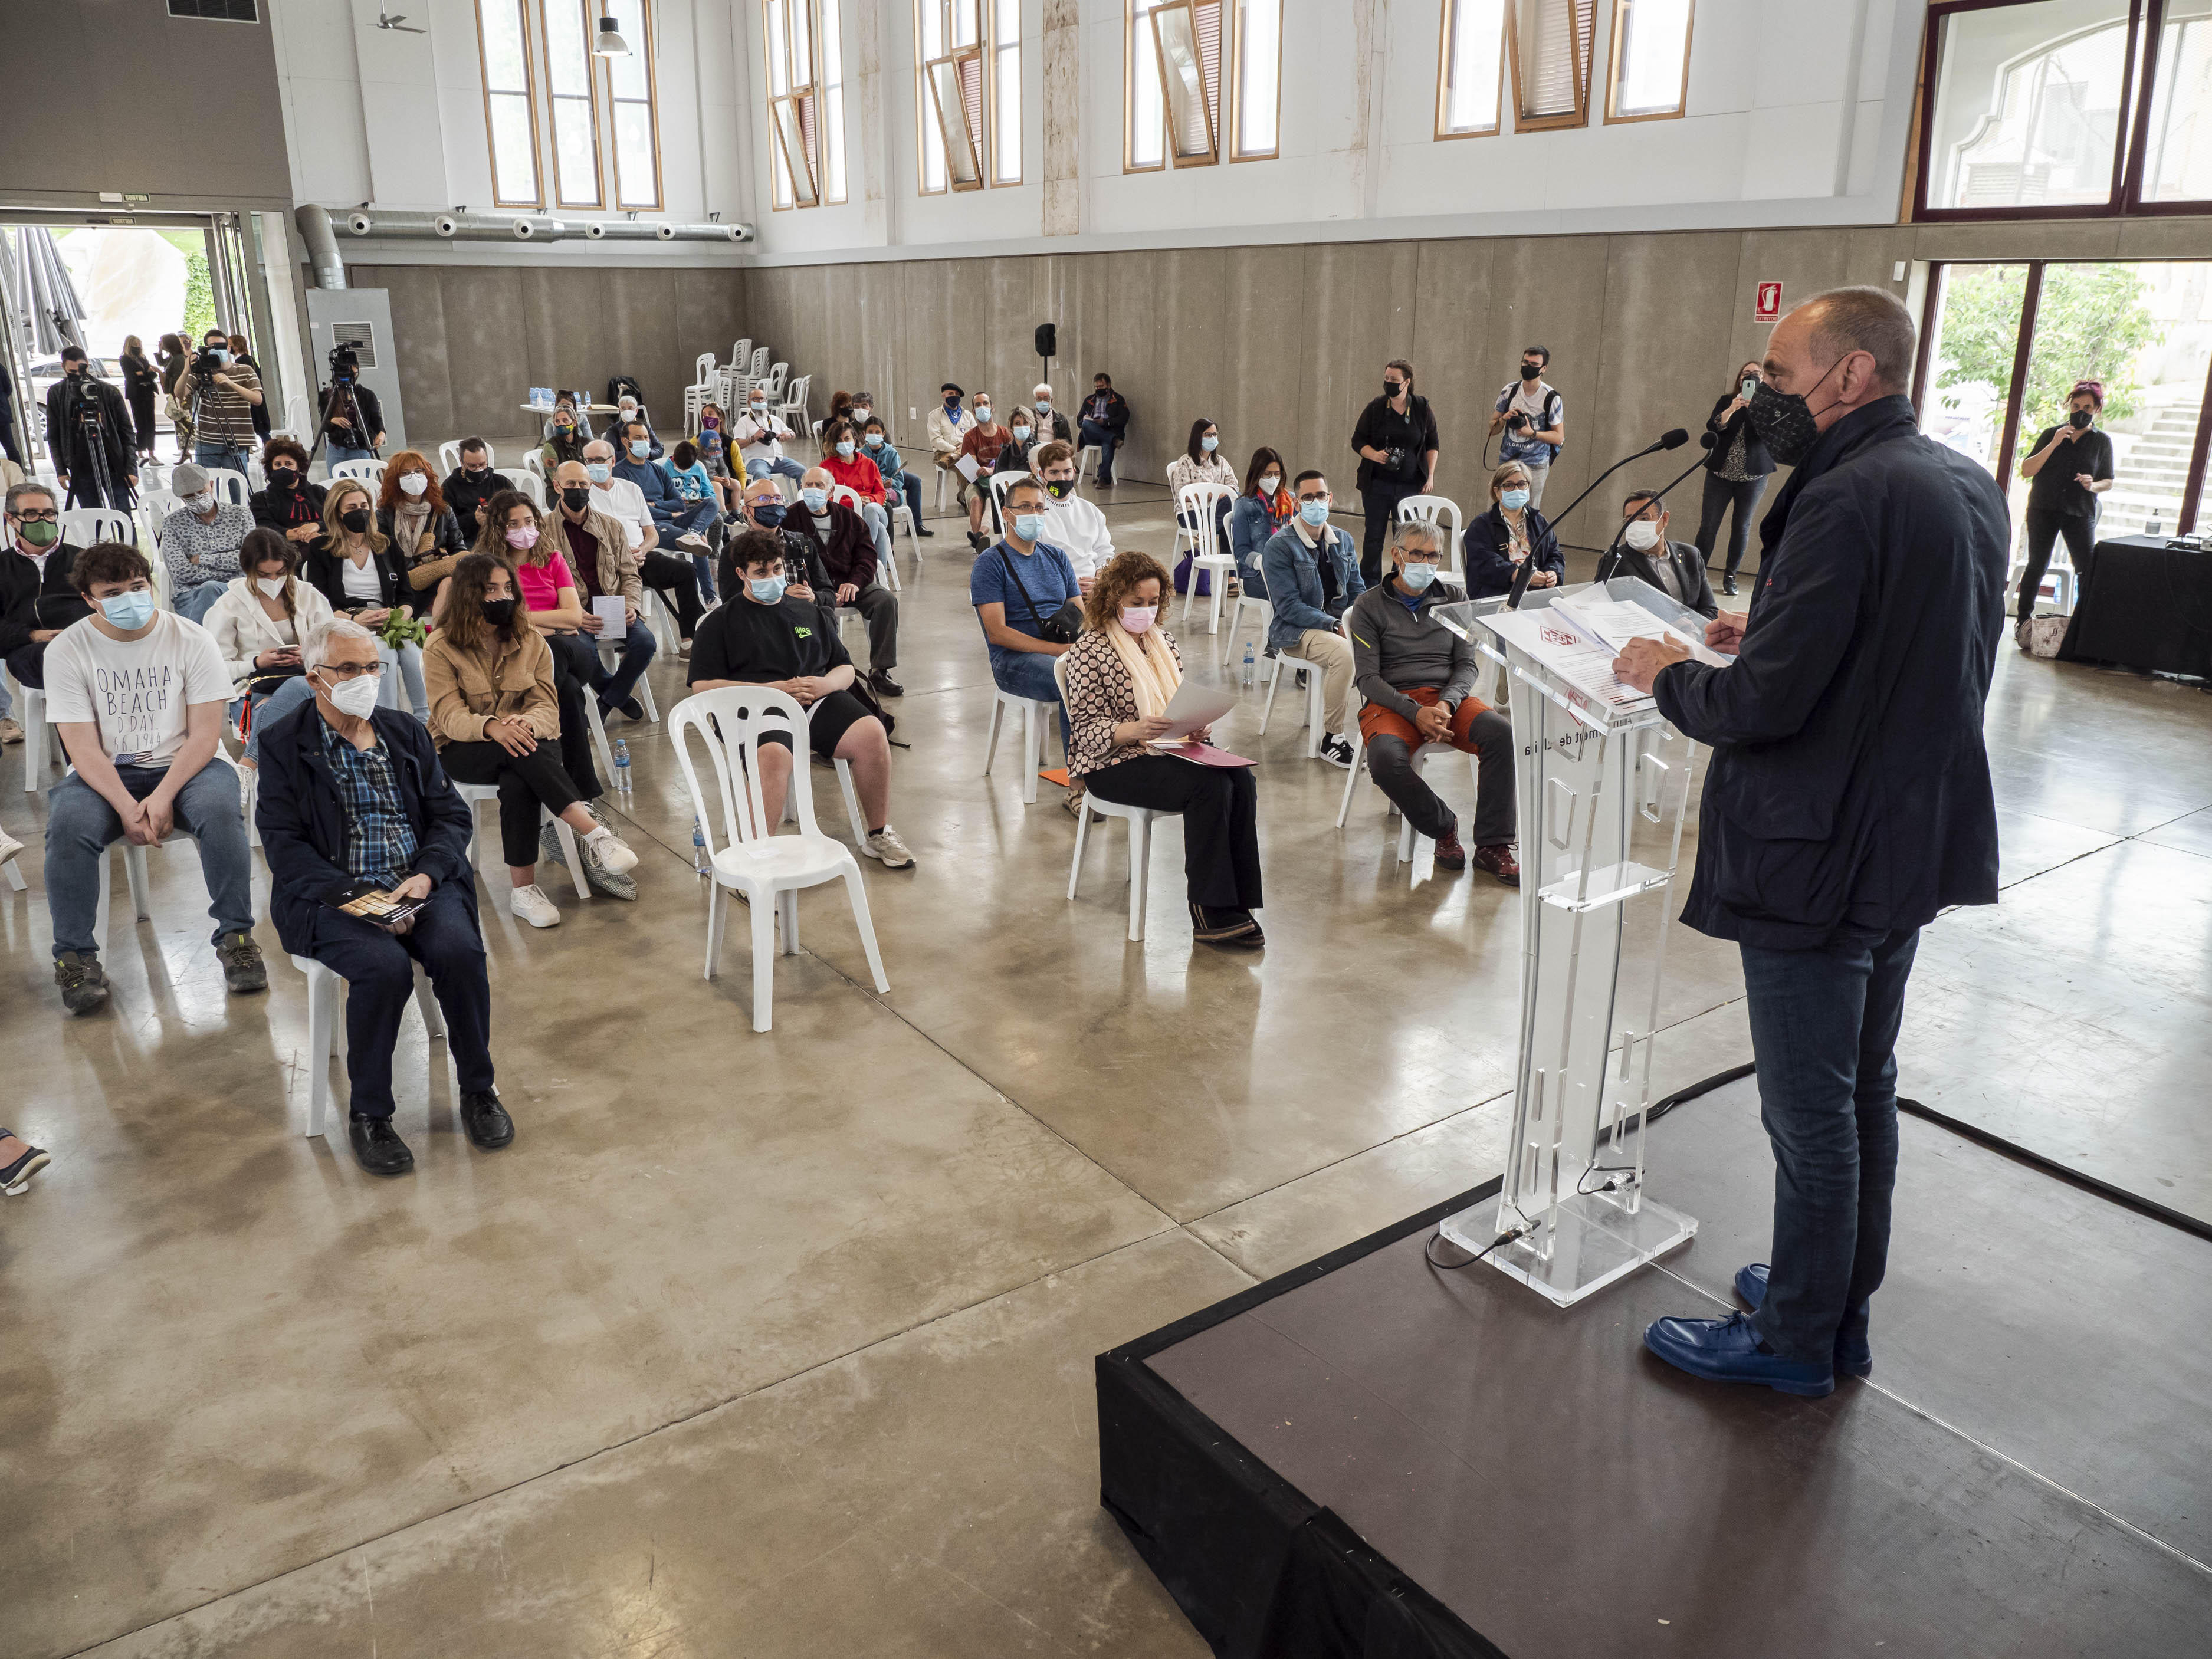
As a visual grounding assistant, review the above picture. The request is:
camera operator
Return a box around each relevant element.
[317,346,385,464]
[42,347,138,511]
[1487,346,1566,508]
[172,328,264,478]
[1350,359,1439,587]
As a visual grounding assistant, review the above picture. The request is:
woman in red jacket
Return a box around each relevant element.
[818,417,897,579]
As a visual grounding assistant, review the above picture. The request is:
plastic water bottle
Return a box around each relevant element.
[1242,639,1256,688]
[613,738,632,795]
[692,816,708,874]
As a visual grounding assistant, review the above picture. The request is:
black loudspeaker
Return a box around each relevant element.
[1035,323,1058,358]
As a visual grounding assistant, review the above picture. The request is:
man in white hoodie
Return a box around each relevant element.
[1032,441,1110,593]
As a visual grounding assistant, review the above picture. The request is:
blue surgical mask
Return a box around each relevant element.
[835,441,855,458]
[751,500,787,527]
[1401,560,1438,591]
[1298,500,1331,528]
[208,347,229,365]
[628,439,650,459]
[747,574,787,603]
[1200,433,1218,452]
[586,462,612,484]
[1013,513,1045,543]
[101,589,155,630]
[1012,425,1032,443]
[863,432,883,448]
[1500,488,1530,511]
[800,487,828,513]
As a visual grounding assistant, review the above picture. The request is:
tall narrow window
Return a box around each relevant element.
[993,0,1022,183]
[477,0,543,205]
[1436,0,1505,137]
[1232,0,1280,158]
[917,2,1014,193]
[603,0,662,208]
[540,0,604,208]
[1506,0,1594,131]
[1152,1,1223,167]
[917,1,949,192]
[764,0,833,208]
[820,0,847,201]
[1127,0,1166,168]
[1606,0,1692,121]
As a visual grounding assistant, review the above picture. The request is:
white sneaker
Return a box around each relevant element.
[861,824,915,868]
[1318,734,1355,770]
[0,827,23,866]
[582,826,639,875]
[509,883,562,927]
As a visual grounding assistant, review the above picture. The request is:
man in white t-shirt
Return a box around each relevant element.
[734,389,805,482]
[41,541,264,1014]
[1032,441,1109,589]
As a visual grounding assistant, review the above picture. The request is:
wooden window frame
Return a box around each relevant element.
[1150,0,1222,169]
[2121,0,2212,215]
[602,0,664,211]
[1435,0,1506,140]
[1603,0,1694,124]
[539,0,608,210]
[764,0,830,211]
[1228,0,1282,161]
[477,0,546,208]
[1505,0,1595,133]
[917,1,1010,195]
[924,49,987,191]
[819,0,848,203]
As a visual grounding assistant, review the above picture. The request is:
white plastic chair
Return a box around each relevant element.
[828,482,902,594]
[668,688,890,1031]
[1075,443,1104,481]
[140,489,182,546]
[1259,649,1326,759]
[1174,482,1239,635]
[451,781,590,910]
[2,832,24,892]
[204,468,250,505]
[522,452,549,485]
[287,953,445,1138]
[731,339,752,372]
[60,507,136,547]
[747,346,771,381]
[598,632,660,723]
[331,459,385,488]
[9,668,61,794]
[1054,654,1179,942]
[779,374,812,431]
[93,833,187,952]
[983,684,1058,805]
[247,459,267,493]
[437,440,463,476]
[1396,495,1467,589]
[987,468,1030,538]
[509,471,547,512]
[1220,595,1271,674]
[2007,540,2079,616]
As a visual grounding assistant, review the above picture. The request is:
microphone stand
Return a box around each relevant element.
[1540,431,1691,542]
[1591,443,1718,584]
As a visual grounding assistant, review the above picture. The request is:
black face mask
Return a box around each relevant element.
[339,507,371,534]
[482,597,517,626]
[1743,356,1848,468]
[1520,363,1543,381]
[2069,409,2093,431]
[464,465,488,479]
[271,469,298,490]
[752,500,787,528]
[1044,478,1072,500]
[561,485,593,512]
[1384,382,1406,399]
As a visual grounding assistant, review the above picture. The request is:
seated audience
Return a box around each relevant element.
[586,438,704,653]
[789,464,902,697]
[40,541,264,1016]
[159,461,255,623]
[667,439,724,599]
[694,402,747,510]
[614,419,716,551]
[540,403,590,473]
[1033,441,1110,586]
[472,491,606,815]
[250,437,327,545]
[425,555,641,929]
[1030,383,1073,445]
[612,392,662,458]
[995,405,1039,485]
[817,419,899,565]
[858,410,933,538]
[1261,471,1366,769]
[1345,521,1520,883]
[1077,373,1131,487]
[1595,489,1718,618]
[205,527,335,763]
[957,395,1015,550]
[1231,448,1292,600]
[969,475,1078,763]
[928,383,977,518]
[1062,550,1263,948]
[301,478,429,720]
[441,438,513,544]
[0,484,93,697]
[255,615,508,1175]
[379,449,468,596]
[718,478,833,600]
[1464,460,1564,597]
[547,461,658,722]
[688,530,915,869]
[1167,418,1239,586]
[736,389,806,483]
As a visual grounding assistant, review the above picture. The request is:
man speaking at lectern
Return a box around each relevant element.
[1612,287,2007,1398]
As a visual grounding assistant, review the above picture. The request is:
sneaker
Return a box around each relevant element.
[1433,827,1468,871]
[1318,734,1355,770]
[1472,842,1522,886]
[1721,575,1738,596]
[348,1115,415,1177]
[545,822,635,901]
[581,824,640,875]
[868,668,904,697]
[216,931,268,993]
[678,638,693,660]
[675,532,711,551]
[1,1129,52,1195]
[861,824,915,868]
[0,717,21,744]
[509,883,562,927]
[0,826,24,867]
[459,1088,515,1151]
[54,951,110,1015]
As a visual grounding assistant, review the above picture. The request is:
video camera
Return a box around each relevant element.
[192,343,227,378]
[327,340,364,383]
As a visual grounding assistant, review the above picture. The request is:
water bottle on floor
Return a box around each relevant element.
[692,817,708,874]
[613,738,632,795]
[1242,639,1256,688]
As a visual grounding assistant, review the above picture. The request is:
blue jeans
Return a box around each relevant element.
[194,442,253,478]
[1739,925,1921,1365]
[989,648,1070,751]
[173,580,228,624]
[45,761,254,958]
[327,444,376,465]
[751,455,806,483]
[1078,421,1120,479]
[649,496,718,540]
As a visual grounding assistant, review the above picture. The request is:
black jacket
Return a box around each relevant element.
[717,525,831,602]
[302,538,412,614]
[442,467,514,541]
[317,380,383,446]
[1653,395,2007,950]
[0,542,94,658]
[251,476,328,536]
[1350,393,1439,491]
[1078,388,1131,437]
[785,501,879,589]
[1594,536,1718,619]
[43,374,136,480]
[1462,504,1564,597]
[254,702,477,956]
[1704,392,1775,478]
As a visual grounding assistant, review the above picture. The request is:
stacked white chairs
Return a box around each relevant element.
[287,954,445,1138]
[1053,653,1180,942]
[1394,495,1467,589]
[747,346,772,382]
[778,373,812,432]
[669,687,889,1032]
[1173,482,1239,635]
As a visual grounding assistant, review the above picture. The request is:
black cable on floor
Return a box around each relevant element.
[1646,1063,2212,1247]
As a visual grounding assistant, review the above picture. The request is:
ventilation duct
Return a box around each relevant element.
[334,209,751,245]
[294,203,347,290]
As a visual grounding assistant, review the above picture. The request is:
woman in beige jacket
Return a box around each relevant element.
[422,553,639,928]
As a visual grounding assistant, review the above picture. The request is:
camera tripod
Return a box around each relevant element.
[61,376,134,515]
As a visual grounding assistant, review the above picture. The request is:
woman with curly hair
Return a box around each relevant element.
[376,449,468,589]
[1059,549,1264,949]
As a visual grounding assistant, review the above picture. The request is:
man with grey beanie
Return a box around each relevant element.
[159,462,255,624]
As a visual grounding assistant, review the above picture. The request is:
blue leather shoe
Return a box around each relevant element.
[1643,1310,1836,1397]
[1734,1263,1873,1378]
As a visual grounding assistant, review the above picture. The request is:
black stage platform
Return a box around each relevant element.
[1099,1077,2212,1658]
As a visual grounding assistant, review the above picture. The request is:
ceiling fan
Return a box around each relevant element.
[373,9,425,32]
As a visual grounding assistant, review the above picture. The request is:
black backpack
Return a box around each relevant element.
[606,374,644,408]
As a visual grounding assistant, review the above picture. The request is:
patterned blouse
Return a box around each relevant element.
[1061,625,1186,778]
[1166,452,1239,498]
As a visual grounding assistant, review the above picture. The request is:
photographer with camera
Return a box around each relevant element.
[173,328,264,478]
[42,347,138,511]
[317,344,384,464]
[1487,346,1565,508]
[1350,359,1439,587]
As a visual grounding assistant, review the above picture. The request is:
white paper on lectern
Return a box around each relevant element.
[593,596,627,639]
[1482,607,1656,714]
[1146,681,1240,744]
[1551,589,1732,668]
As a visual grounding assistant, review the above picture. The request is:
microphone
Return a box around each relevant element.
[1506,552,1538,610]
[1541,428,1695,535]
[1592,439,1725,584]
[1657,427,1690,450]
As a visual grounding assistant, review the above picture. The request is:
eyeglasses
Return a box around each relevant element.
[12,508,59,523]
[1296,490,1330,503]
[317,661,387,680]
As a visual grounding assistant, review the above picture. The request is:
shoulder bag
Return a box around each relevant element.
[995,545,1084,645]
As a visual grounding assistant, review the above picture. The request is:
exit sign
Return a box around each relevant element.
[1755,281,1784,321]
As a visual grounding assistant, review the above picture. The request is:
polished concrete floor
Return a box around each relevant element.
[3,485,2208,1657]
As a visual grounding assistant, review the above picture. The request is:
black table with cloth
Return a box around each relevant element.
[2057,536,2212,678]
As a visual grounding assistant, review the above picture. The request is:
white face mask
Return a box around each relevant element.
[1624,519,1662,551]
[976,405,992,422]
[254,575,288,598]
[398,472,428,497]
[319,668,381,720]
[189,490,217,514]
[1258,475,1281,495]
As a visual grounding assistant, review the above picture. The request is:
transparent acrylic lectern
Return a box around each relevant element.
[1430,579,1708,1306]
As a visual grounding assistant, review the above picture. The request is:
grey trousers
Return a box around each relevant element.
[841,580,899,672]
[1367,708,1516,845]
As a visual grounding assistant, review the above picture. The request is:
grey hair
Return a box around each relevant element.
[6,481,58,515]
[301,616,380,672]
[1390,517,1443,556]
[1791,285,1917,392]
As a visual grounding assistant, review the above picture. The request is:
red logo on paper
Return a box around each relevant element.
[1540,625,1579,647]
[1755,282,1784,321]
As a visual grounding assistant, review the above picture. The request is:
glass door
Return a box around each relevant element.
[1919,264,2032,477]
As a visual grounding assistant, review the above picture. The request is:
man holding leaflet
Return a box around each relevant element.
[1612,288,2007,1398]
